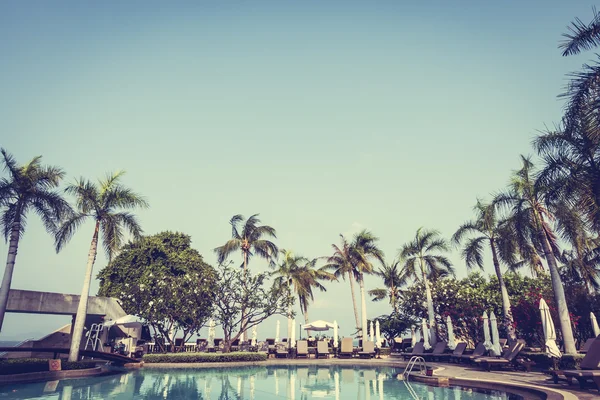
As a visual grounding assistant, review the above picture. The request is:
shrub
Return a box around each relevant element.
[142,352,268,363]
[0,358,96,375]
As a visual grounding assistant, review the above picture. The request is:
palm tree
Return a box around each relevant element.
[368,260,406,313]
[494,156,577,354]
[214,213,278,341]
[0,149,70,331]
[398,228,453,345]
[452,200,518,339]
[55,172,148,361]
[272,250,335,325]
[351,230,385,344]
[323,235,361,329]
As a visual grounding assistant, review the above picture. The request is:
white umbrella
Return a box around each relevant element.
[369,321,374,343]
[275,320,280,343]
[375,320,382,348]
[303,320,336,331]
[251,325,257,347]
[422,319,431,350]
[333,320,339,349]
[539,298,562,358]
[482,312,492,350]
[208,319,215,348]
[102,314,143,328]
[591,312,600,337]
[411,326,417,347]
[489,312,502,356]
[290,318,296,348]
[446,316,457,350]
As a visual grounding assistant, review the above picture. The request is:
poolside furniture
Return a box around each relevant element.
[423,341,447,361]
[316,340,330,359]
[359,341,375,359]
[296,340,309,358]
[458,342,487,363]
[473,341,525,371]
[437,342,467,363]
[196,339,207,352]
[561,336,600,391]
[339,337,354,359]
[402,342,425,360]
[580,338,596,354]
[275,343,288,358]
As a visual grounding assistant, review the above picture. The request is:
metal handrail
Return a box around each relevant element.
[403,356,427,380]
[403,380,421,400]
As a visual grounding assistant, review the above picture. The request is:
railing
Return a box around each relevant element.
[403,356,427,380]
[0,338,34,357]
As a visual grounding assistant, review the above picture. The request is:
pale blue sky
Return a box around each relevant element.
[0,1,594,340]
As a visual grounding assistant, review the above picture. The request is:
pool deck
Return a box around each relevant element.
[144,356,597,399]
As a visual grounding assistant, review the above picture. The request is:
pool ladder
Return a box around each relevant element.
[403,356,427,380]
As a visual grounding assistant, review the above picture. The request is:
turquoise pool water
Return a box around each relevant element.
[0,365,525,399]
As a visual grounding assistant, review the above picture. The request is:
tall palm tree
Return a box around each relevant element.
[55,172,148,361]
[214,214,278,273]
[272,250,335,325]
[452,200,518,339]
[214,214,278,341]
[495,156,577,354]
[368,260,406,314]
[323,235,360,329]
[399,228,453,345]
[351,229,385,343]
[0,149,70,331]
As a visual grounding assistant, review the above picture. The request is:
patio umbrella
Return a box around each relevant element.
[208,319,215,348]
[539,298,561,358]
[303,320,336,331]
[102,314,143,328]
[591,312,600,337]
[333,320,339,349]
[290,318,296,348]
[411,326,417,347]
[482,311,492,350]
[422,319,431,350]
[446,316,457,350]
[251,326,257,347]
[489,312,502,356]
[369,321,374,342]
[275,320,280,343]
[375,320,382,348]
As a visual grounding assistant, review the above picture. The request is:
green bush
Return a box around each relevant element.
[520,352,585,370]
[0,358,96,375]
[142,352,268,364]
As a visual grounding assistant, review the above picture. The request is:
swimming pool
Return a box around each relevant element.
[1,365,530,399]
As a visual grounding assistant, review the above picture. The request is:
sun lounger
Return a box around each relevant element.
[423,341,447,361]
[437,342,466,362]
[474,341,525,371]
[562,336,600,391]
[403,342,425,360]
[275,343,288,358]
[296,340,309,358]
[459,342,487,363]
[316,340,330,359]
[581,338,596,354]
[359,341,375,359]
[339,337,354,359]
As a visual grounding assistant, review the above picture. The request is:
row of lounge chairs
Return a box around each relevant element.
[273,338,378,359]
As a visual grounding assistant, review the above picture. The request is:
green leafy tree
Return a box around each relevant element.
[0,149,70,331]
[453,200,518,339]
[368,260,406,313]
[97,232,217,351]
[323,234,361,329]
[55,171,148,361]
[350,230,385,343]
[373,311,417,345]
[398,228,453,345]
[495,156,577,354]
[212,264,293,352]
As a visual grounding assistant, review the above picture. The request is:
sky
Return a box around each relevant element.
[0,0,596,341]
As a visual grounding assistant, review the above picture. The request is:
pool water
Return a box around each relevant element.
[0,365,525,399]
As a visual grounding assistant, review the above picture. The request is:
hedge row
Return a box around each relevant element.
[0,358,96,375]
[520,352,585,370]
[143,352,268,363]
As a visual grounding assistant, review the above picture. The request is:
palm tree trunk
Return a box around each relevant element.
[359,274,368,344]
[0,215,21,331]
[241,251,248,342]
[348,271,360,329]
[490,240,516,340]
[68,221,100,361]
[538,227,577,354]
[421,259,436,345]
